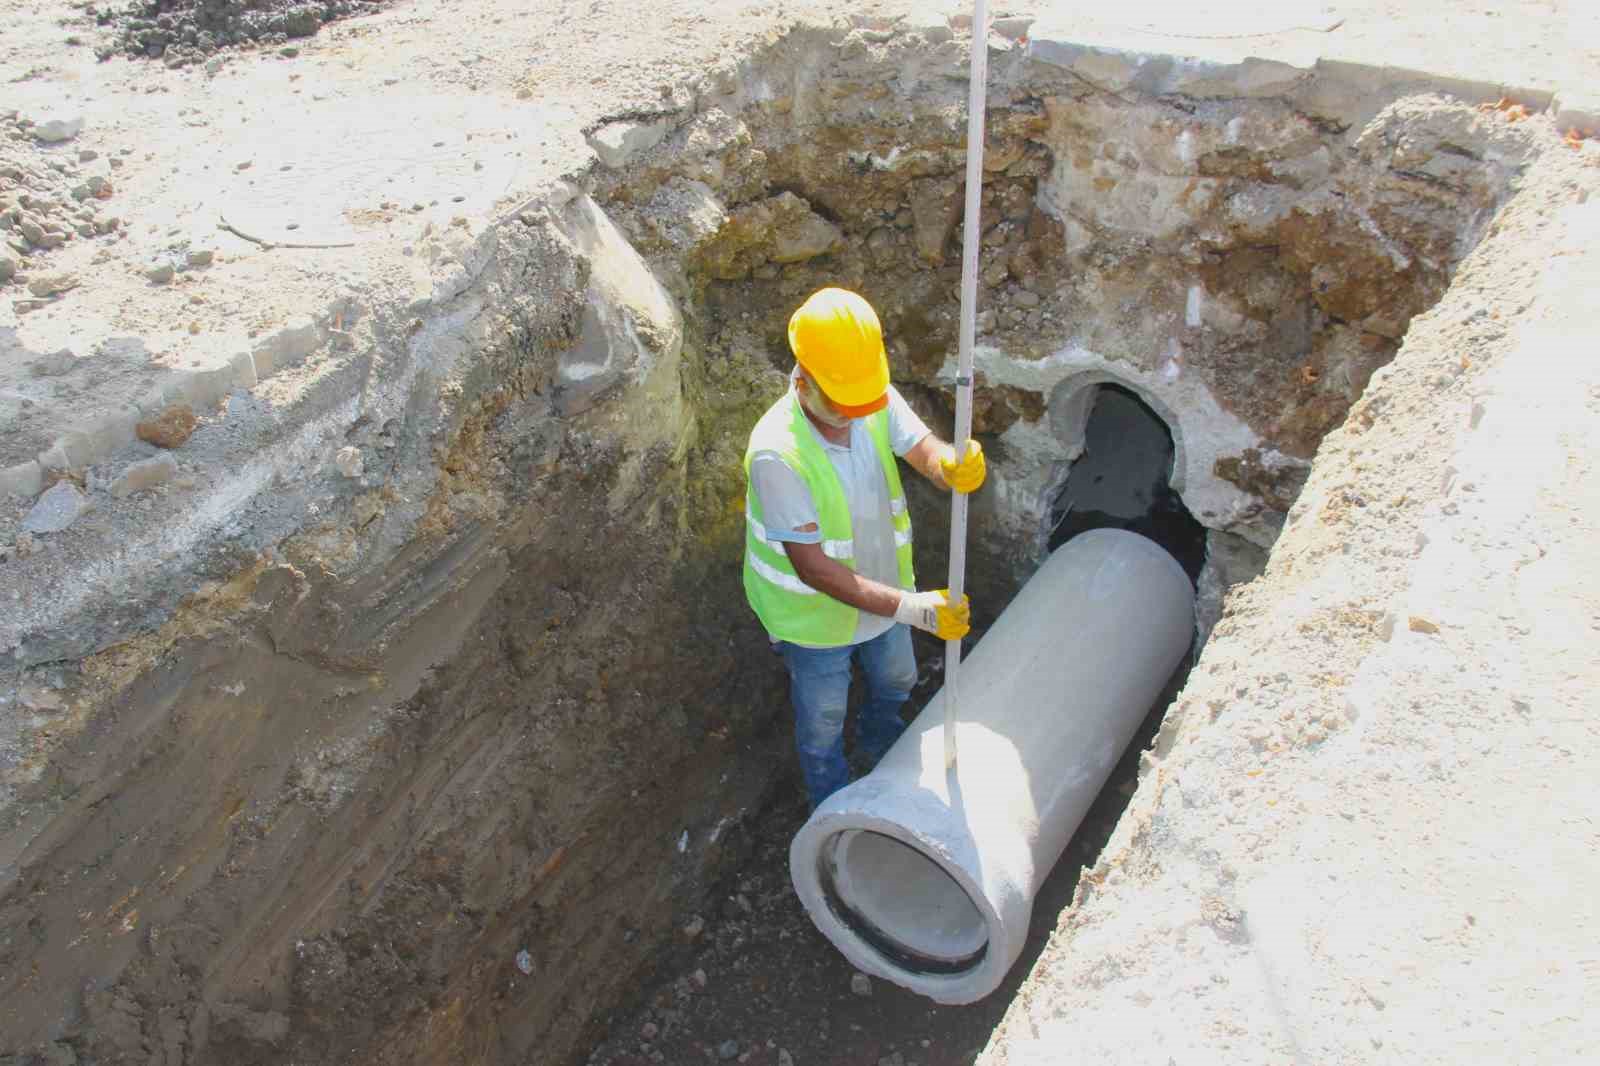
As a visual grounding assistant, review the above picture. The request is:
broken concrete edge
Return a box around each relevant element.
[6,318,332,492]
[1023,36,1591,135]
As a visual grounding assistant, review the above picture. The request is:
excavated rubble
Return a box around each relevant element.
[98,0,391,65]
[0,13,1551,1066]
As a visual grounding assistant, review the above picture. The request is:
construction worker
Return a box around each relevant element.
[743,288,986,808]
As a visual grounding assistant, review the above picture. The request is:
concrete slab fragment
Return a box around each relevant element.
[587,118,672,170]
[20,480,88,534]
[0,460,43,499]
[110,453,178,498]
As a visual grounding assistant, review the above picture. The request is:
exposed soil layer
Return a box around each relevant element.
[98,0,390,64]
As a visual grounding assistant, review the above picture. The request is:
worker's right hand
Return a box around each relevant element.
[894,589,971,641]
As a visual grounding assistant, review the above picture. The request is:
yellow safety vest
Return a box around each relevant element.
[742,392,915,646]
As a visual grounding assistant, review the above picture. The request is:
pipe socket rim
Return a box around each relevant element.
[790,798,1031,1004]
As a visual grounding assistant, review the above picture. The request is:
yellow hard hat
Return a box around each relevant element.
[787,288,890,417]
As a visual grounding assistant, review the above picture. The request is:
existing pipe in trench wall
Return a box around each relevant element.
[790,529,1195,1003]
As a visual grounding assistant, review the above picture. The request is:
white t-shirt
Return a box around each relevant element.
[749,383,932,645]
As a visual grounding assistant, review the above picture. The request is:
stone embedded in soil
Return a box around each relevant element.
[682,914,706,941]
[588,118,672,170]
[718,1039,740,1060]
[21,480,89,534]
[31,116,84,144]
[908,178,960,265]
[26,272,78,298]
[693,191,844,279]
[334,446,365,479]
[18,684,66,713]
[145,262,176,284]
[904,10,954,43]
[111,453,179,498]
[136,404,198,449]
[849,972,872,997]
[30,348,76,376]
[992,15,1036,40]
[0,460,44,499]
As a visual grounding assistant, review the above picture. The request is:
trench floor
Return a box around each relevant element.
[585,643,1192,1066]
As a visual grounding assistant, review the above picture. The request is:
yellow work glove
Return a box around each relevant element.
[894,589,972,641]
[940,440,986,494]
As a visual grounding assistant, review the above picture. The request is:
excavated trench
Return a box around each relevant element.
[0,22,1541,1066]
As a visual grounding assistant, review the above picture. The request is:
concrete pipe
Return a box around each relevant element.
[789,529,1195,1003]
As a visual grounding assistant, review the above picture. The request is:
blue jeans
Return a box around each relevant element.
[778,624,917,809]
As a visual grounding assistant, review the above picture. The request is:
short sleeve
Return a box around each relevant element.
[886,385,933,456]
[749,452,822,543]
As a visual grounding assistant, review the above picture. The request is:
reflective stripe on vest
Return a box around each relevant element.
[741,391,916,646]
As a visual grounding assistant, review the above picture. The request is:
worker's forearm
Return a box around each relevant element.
[904,433,954,490]
[790,551,905,618]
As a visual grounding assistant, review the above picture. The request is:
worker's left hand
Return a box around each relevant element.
[940,440,986,494]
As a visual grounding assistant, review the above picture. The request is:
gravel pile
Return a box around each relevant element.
[95,0,391,66]
[0,112,126,313]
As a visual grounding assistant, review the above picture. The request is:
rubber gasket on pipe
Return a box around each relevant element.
[790,529,1196,1003]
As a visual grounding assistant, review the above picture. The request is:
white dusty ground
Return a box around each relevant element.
[1,1,1598,1064]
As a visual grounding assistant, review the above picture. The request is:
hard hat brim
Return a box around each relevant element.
[828,391,889,418]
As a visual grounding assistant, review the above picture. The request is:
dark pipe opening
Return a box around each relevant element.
[1048,384,1207,584]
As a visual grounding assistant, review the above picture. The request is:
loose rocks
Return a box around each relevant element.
[21,480,89,534]
[588,118,672,170]
[136,404,198,449]
[31,116,84,144]
[1,119,122,269]
[104,1,394,67]
[849,972,872,997]
[26,273,78,298]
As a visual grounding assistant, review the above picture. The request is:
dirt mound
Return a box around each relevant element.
[97,0,390,65]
